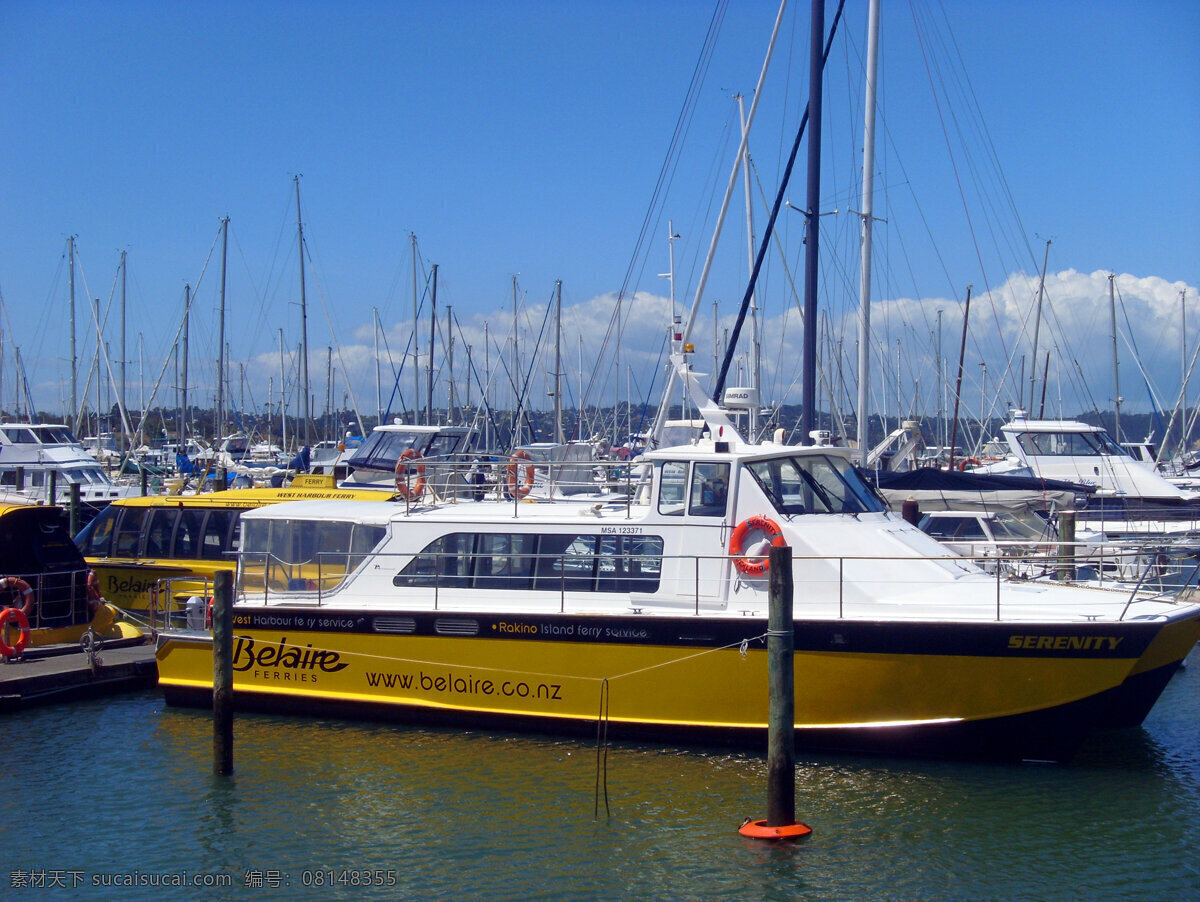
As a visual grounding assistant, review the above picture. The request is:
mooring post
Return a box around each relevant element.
[766,543,795,827]
[141,468,149,496]
[1057,510,1076,581]
[49,471,58,507]
[69,483,81,537]
[213,569,234,775]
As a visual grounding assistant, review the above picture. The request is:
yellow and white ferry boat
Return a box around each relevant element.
[155,375,1200,761]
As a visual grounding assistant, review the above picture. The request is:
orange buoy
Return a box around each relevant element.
[394,448,427,501]
[729,516,787,576]
[0,576,35,616]
[738,818,812,841]
[506,449,535,499]
[0,606,31,658]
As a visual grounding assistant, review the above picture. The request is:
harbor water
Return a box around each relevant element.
[10,648,1200,900]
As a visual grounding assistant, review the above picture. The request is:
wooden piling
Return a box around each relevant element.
[212,570,234,775]
[766,543,795,827]
[1057,510,1076,581]
[69,483,80,537]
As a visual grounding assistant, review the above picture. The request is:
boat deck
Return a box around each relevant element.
[0,638,157,712]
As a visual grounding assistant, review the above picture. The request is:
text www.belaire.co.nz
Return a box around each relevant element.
[365,669,563,701]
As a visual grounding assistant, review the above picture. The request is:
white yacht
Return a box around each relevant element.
[0,423,139,517]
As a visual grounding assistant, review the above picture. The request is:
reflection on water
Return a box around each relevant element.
[9,649,1200,900]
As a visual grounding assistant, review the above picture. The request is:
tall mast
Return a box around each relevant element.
[856,0,880,458]
[1182,288,1188,453]
[295,176,311,448]
[217,216,229,443]
[428,264,438,426]
[737,93,761,440]
[447,304,455,425]
[120,249,127,443]
[69,235,77,425]
[411,233,419,424]
[554,280,563,443]
[182,284,190,443]
[800,0,825,443]
[278,329,287,452]
[325,346,332,442]
[373,306,382,426]
[1027,238,1051,411]
[512,275,520,441]
[1109,273,1121,441]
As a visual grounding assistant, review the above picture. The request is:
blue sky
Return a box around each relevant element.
[1,0,1197,435]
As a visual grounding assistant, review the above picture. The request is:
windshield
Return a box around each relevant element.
[989,511,1054,541]
[1016,430,1125,457]
[745,454,885,515]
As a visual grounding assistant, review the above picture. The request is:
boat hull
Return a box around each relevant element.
[157,606,1200,762]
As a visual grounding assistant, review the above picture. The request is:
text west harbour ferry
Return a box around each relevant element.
[153,366,1200,763]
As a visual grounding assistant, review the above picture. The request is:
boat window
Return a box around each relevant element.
[658,462,688,516]
[689,462,730,517]
[3,427,38,443]
[426,431,467,459]
[241,518,386,592]
[144,509,177,557]
[75,505,118,557]
[113,508,150,556]
[172,508,204,558]
[989,512,1053,541]
[920,516,987,540]
[746,454,885,516]
[1016,430,1124,457]
[200,509,238,560]
[392,532,664,593]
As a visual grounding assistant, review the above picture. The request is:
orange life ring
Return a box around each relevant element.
[86,570,102,613]
[506,450,535,499]
[957,457,982,471]
[729,516,787,576]
[738,817,812,840]
[0,576,34,616]
[0,606,31,658]
[394,448,427,501]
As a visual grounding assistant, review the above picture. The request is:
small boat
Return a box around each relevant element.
[0,501,141,658]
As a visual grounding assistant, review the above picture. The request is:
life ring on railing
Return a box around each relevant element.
[0,606,31,658]
[394,449,427,501]
[0,576,34,617]
[729,516,787,576]
[506,450,535,499]
[957,457,982,471]
[86,570,102,614]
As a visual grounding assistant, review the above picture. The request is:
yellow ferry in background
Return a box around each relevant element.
[74,474,395,617]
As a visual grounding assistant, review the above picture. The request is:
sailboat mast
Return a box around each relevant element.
[428,264,438,426]
[800,0,825,443]
[278,329,287,452]
[1028,239,1051,411]
[856,0,880,458]
[1109,273,1121,441]
[737,93,761,440]
[295,176,311,448]
[182,284,190,444]
[217,216,229,445]
[120,249,127,443]
[447,304,455,425]
[554,280,563,443]
[374,307,382,426]
[69,235,77,426]
[411,233,419,424]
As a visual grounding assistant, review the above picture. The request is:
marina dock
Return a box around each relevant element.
[0,638,157,713]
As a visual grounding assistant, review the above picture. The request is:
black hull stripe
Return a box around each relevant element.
[234,607,1160,659]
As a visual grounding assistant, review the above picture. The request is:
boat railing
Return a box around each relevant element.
[4,567,93,629]
[391,457,648,509]
[219,543,1199,622]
